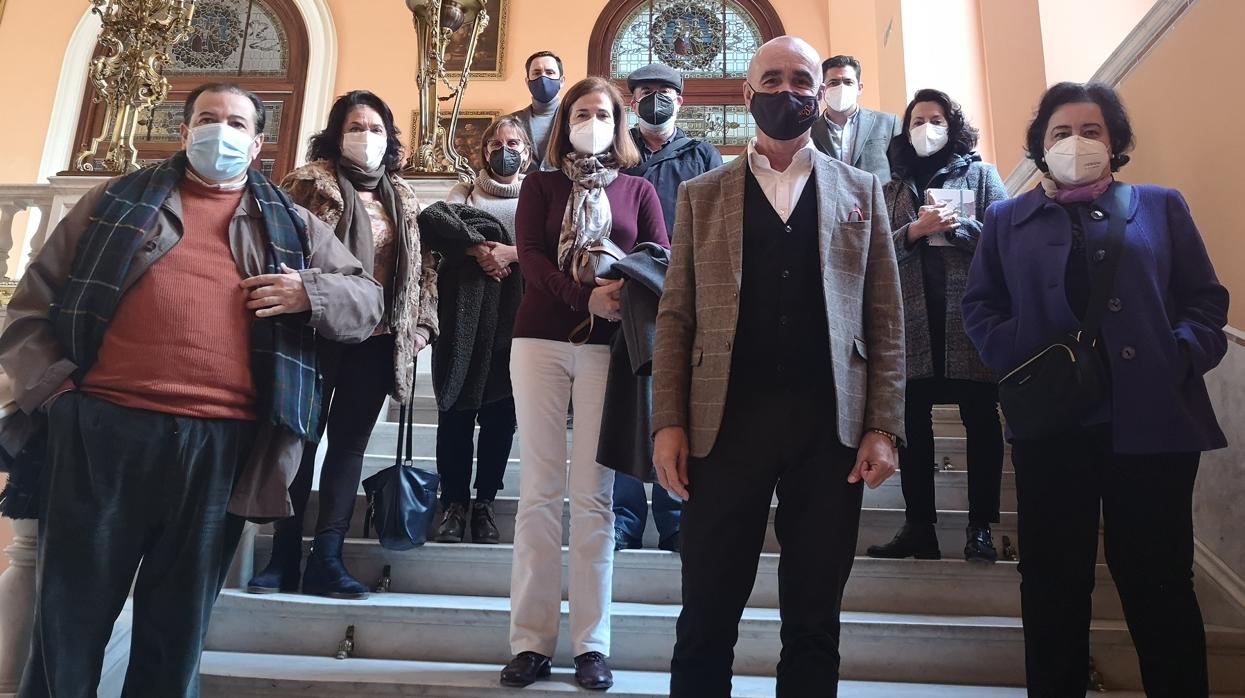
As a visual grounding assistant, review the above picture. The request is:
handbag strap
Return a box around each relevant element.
[1078,183,1132,342]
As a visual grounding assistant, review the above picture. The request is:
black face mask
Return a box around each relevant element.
[489,146,523,177]
[748,87,820,141]
[637,92,677,127]
[527,76,561,104]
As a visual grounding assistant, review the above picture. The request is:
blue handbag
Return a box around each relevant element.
[361,399,440,550]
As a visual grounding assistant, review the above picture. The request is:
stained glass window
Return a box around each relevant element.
[168,0,289,77]
[136,102,284,144]
[628,105,756,147]
[611,0,763,80]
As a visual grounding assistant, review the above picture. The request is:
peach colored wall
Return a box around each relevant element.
[898,0,994,164]
[978,0,1047,176]
[1115,0,1245,327]
[0,0,90,185]
[827,0,882,111]
[1037,0,1155,84]
[873,0,907,116]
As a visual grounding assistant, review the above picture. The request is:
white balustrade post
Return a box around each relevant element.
[0,204,22,281]
[0,518,38,696]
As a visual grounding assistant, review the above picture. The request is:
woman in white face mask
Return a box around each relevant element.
[501,77,669,691]
[246,91,440,601]
[963,82,1228,697]
[868,88,1008,567]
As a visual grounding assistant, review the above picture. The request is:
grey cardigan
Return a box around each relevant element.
[884,153,1006,383]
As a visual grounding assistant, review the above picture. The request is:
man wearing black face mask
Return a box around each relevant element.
[652,37,906,697]
[611,64,722,557]
[621,64,723,237]
[503,51,564,172]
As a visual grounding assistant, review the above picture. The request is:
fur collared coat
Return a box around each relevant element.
[282,159,439,403]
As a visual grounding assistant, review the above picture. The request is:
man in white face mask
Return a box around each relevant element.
[0,82,383,696]
[810,54,902,183]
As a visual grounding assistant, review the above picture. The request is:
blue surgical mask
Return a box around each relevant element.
[527,76,562,104]
[186,123,257,181]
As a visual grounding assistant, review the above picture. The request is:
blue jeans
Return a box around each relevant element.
[612,473,683,546]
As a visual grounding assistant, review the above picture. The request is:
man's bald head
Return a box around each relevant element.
[747,36,823,91]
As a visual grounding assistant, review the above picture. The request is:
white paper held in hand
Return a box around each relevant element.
[925,188,976,247]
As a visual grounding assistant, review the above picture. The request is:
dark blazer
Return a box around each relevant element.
[623,127,723,236]
[963,182,1229,454]
[597,243,670,480]
[885,153,1006,382]
[811,107,902,183]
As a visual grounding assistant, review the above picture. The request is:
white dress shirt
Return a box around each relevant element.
[746,138,818,223]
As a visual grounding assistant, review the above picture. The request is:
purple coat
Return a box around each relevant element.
[963,182,1228,454]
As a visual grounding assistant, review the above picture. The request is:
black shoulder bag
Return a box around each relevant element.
[361,399,441,550]
[998,183,1131,441]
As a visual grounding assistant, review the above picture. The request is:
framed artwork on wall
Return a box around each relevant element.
[409,110,501,174]
[0,0,7,25]
[444,0,508,79]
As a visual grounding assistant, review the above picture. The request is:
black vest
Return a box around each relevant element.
[729,167,834,394]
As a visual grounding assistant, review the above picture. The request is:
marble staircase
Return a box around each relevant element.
[202,373,1245,696]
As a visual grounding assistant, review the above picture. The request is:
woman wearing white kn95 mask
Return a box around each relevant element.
[246,90,440,603]
[501,76,669,692]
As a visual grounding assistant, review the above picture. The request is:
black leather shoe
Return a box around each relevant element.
[246,517,302,594]
[470,500,500,544]
[965,523,999,563]
[866,522,942,560]
[434,502,467,543]
[574,651,614,690]
[301,532,370,600]
[614,528,641,552]
[658,533,681,553]
[500,651,552,687]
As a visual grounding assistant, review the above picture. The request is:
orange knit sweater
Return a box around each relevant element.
[82,178,257,420]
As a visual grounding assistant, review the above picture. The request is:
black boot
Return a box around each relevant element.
[965,522,999,563]
[866,522,942,560]
[246,517,303,594]
[435,501,468,543]
[301,531,370,600]
[470,500,500,544]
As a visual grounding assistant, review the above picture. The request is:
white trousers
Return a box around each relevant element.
[508,338,615,657]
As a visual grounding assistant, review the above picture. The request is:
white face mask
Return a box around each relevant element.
[342,131,388,171]
[1044,135,1110,187]
[824,84,859,113]
[569,118,615,156]
[910,122,949,158]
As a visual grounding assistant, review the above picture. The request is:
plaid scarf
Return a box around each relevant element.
[51,152,322,441]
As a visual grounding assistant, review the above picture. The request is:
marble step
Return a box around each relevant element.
[204,592,1245,691]
[252,536,1120,620]
[362,421,995,469]
[299,494,1028,560]
[200,652,1040,697]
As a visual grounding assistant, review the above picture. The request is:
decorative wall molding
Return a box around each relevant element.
[1225,325,1245,349]
[1003,0,1200,195]
[1196,537,1245,623]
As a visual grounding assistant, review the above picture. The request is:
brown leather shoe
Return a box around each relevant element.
[500,651,551,687]
[574,651,614,690]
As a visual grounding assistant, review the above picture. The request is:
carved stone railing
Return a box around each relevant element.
[0,518,36,696]
[0,187,54,281]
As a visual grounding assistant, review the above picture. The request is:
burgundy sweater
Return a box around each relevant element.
[512,170,669,345]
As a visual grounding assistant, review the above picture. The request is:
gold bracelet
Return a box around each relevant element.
[868,429,898,448]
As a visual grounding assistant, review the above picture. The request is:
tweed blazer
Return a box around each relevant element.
[885,154,1006,382]
[652,151,906,457]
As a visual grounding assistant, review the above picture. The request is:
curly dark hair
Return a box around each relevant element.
[1025,81,1133,173]
[889,88,980,181]
[307,90,405,173]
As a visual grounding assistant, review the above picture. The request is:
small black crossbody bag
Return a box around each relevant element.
[998,184,1130,440]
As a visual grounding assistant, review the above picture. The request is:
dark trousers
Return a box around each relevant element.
[1012,425,1207,698]
[612,474,683,546]
[286,334,394,537]
[901,377,1003,524]
[670,388,862,698]
[435,397,516,504]
[21,392,254,698]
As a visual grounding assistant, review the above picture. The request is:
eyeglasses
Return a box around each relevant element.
[486,139,525,150]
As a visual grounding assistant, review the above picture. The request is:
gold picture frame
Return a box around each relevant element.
[408,110,501,174]
[444,0,509,80]
[0,0,8,25]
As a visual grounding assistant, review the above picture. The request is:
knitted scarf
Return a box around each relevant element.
[51,151,322,441]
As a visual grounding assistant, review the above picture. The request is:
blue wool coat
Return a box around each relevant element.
[962,182,1228,454]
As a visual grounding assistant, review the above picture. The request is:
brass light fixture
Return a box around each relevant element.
[404,0,490,182]
[71,0,196,175]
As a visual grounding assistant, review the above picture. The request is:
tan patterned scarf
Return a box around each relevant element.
[556,152,619,271]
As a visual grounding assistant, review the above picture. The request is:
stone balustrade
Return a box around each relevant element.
[0,186,54,282]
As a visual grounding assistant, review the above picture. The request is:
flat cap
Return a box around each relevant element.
[626,63,684,93]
